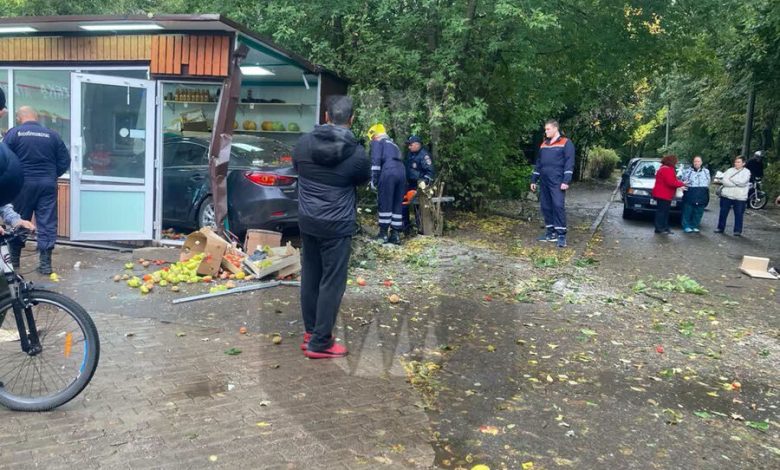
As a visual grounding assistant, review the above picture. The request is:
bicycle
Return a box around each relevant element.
[0,228,99,411]
[748,177,768,210]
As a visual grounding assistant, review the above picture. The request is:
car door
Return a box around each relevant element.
[162,140,208,226]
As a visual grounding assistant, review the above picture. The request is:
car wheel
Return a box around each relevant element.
[197,196,217,230]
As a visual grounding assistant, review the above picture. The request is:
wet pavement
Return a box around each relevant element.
[1,180,778,469]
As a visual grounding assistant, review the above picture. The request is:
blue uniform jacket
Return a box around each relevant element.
[406,148,435,183]
[531,136,575,185]
[3,121,70,181]
[370,137,404,183]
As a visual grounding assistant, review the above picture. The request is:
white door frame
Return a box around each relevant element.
[70,73,156,241]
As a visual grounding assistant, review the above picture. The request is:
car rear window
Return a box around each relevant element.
[230,136,292,168]
[633,161,661,178]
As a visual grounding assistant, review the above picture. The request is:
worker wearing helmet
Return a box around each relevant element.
[368,123,405,244]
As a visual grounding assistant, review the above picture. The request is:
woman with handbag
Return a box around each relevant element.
[681,156,710,233]
[715,156,751,236]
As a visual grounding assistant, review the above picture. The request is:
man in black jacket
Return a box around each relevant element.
[293,95,371,358]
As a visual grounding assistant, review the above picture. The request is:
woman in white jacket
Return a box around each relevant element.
[715,156,751,236]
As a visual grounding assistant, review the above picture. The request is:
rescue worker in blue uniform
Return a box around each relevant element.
[403,135,435,234]
[368,123,405,244]
[4,106,70,274]
[530,119,575,248]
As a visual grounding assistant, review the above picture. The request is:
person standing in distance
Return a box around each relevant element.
[292,95,371,358]
[4,106,70,274]
[530,119,575,248]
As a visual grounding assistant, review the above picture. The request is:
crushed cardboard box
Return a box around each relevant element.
[180,227,300,281]
[739,256,779,280]
[180,227,229,276]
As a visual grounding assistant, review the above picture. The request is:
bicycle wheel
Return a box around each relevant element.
[0,289,100,411]
[749,193,768,210]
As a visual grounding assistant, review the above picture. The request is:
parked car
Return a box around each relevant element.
[162,133,298,237]
[622,158,687,219]
[619,157,641,201]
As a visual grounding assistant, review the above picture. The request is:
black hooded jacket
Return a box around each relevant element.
[0,143,24,206]
[293,124,371,238]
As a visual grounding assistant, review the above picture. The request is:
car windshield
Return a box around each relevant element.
[230,136,291,168]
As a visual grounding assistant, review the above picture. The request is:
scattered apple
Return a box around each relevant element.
[356,277,367,286]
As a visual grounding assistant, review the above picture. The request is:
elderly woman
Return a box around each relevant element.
[681,156,711,233]
[715,156,751,236]
[651,154,686,234]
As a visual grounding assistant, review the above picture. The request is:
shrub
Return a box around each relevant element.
[763,160,780,201]
[585,147,621,180]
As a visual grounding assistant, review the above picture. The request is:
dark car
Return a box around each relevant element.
[162,133,298,237]
[622,158,686,219]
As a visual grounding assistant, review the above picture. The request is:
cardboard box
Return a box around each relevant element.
[180,227,229,276]
[739,256,778,280]
[244,229,282,252]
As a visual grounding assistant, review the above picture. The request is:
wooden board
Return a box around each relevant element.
[0,34,230,77]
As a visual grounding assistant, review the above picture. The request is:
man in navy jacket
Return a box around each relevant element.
[293,95,371,358]
[4,106,70,274]
[530,119,575,248]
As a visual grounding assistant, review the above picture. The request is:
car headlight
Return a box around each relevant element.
[627,188,650,196]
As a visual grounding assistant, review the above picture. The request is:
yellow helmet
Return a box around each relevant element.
[366,123,386,141]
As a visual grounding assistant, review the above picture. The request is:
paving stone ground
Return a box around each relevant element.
[0,307,435,469]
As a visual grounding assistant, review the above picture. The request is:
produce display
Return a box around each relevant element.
[243,120,257,130]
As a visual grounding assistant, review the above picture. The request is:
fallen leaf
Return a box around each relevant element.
[224,347,242,356]
[522,462,534,469]
[694,410,713,419]
[746,421,769,432]
[208,455,218,462]
[256,421,272,427]
[580,328,597,336]
[479,425,500,435]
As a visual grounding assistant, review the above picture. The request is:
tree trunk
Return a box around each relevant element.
[742,83,756,157]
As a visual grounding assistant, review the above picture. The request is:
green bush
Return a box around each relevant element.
[763,160,780,201]
[585,147,621,180]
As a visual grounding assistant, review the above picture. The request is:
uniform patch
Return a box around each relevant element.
[424,156,432,166]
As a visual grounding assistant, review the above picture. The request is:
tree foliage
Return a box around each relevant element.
[3,0,777,202]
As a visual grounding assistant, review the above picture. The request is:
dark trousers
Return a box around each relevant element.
[401,181,421,232]
[653,199,672,232]
[300,233,352,352]
[11,179,58,251]
[539,180,567,234]
[717,197,746,234]
[681,203,705,230]
[377,171,406,231]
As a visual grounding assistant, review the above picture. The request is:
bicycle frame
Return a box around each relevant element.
[0,241,43,356]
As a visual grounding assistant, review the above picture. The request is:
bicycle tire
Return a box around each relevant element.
[749,194,768,210]
[0,289,100,411]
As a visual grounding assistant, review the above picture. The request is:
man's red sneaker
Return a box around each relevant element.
[300,332,312,351]
[304,343,348,359]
